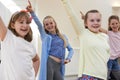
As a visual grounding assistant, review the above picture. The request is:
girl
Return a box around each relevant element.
[0,11,40,80]
[100,15,120,80]
[61,0,110,80]
[26,5,74,80]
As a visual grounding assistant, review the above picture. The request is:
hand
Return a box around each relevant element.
[64,59,70,64]
[99,28,107,34]
[80,11,85,20]
[26,5,33,13]
[26,0,33,13]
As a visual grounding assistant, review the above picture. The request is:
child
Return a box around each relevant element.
[26,5,74,80]
[0,11,40,80]
[99,15,120,80]
[61,0,110,80]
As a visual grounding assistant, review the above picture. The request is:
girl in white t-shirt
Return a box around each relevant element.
[0,11,40,80]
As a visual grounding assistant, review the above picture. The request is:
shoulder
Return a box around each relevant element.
[3,29,14,41]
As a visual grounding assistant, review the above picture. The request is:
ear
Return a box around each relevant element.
[11,23,15,29]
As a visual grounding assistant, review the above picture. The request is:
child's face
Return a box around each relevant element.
[44,18,56,34]
[85,13,101,33]
[12,17,30,38]
[109,19,120,32]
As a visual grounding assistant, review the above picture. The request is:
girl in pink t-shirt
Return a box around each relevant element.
[100,15,120,80]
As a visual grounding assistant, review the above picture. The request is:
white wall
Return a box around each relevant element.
[110,0,120,6]
[33,0,112,49]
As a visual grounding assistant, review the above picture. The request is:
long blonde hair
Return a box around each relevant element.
[43,16,67,47]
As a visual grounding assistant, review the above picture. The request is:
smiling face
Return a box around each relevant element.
[8,11,32,42]
[108,15,120,32]
[84,10,101,33]
[43,16,57,34]
[109,19,120,32]
[12,16,30,38]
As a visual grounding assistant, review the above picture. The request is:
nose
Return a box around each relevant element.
[94,20,98,24]
[23,23,29,28]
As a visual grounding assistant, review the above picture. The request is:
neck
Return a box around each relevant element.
[50,31,56,34]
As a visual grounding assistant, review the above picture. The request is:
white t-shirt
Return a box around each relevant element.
[0,29,36,80]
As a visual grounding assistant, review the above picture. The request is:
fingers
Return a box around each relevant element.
[27,0,32,9]
[26,0,33,12]
[80,11,85,20]
[80,11,82,14]
[80,11,85,17]
[28,0,32,7]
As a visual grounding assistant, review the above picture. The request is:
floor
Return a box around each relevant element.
[65,75,78,80]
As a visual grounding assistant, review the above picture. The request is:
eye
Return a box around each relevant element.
[20,21,24,24]
[97,19,101,22]
[90,19,94,22]
[45,23,48,26]
[111,23,114,25]
[26,22,30,24]
[50,22,53,24]
[116,23,118,25]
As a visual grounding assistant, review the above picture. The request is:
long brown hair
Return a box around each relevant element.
[43,16,67,47]
[8,11,33,42]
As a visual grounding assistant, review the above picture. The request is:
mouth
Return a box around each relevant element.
[47,26,54,31]
[113,27,118,29]
[20,29,29,34]
[20,28,28,31]
[93,26,100,28]
[48,26,53,29]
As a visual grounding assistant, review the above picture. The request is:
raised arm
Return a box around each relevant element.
[31,12,47,39]
[61,0,84,35]
[26,5,47,40]
[0,16,7,41]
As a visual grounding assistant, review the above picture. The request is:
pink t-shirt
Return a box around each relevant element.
[108,31,120,59]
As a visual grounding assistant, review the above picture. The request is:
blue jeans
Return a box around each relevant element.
[107,58,120,71]
[107,58,120,80]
